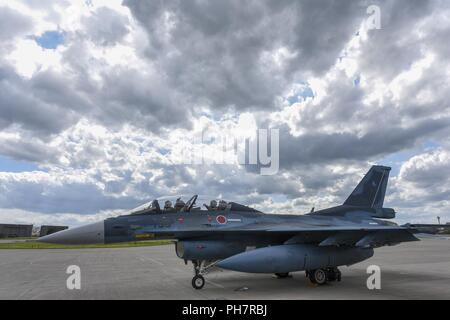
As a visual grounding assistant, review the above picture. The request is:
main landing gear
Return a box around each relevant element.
[274,272,290,278]
[306,267,341,285]
[191,260,217,290]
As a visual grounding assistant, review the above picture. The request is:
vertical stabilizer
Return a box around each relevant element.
[344,166,391,208]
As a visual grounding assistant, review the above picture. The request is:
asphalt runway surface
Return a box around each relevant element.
[1,238,449,300]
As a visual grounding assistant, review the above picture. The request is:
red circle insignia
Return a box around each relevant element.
[216,215,227,224]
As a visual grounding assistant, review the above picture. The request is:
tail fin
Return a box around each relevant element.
[344,165,391,208]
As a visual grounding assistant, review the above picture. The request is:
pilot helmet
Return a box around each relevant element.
[164,200,173,209]
[210,200,218,209]
[218,200,227,210]
[175,198,185,207]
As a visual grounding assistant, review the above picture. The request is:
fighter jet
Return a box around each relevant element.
[39,165,446,289]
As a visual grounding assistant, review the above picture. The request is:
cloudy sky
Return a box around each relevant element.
[0,0,449,227]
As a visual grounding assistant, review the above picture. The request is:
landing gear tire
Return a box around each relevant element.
[325,267,341,282]
[329,267,341,282]
[309,269,327,285]
[275,273,290,278]
[192,275,205,290]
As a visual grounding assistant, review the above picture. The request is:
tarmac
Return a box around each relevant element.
[0,238,449,300]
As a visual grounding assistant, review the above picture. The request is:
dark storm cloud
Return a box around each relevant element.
[82,6,130,46]
[0,138,59,163]
[20,0,69,10]
[30,70,94,114]
[123,0,366,111]
[285,0,366,75]
[1,0,447,144]
[0,176,139,214]
[44,32,192,134]
[358,0,435,81]
[0,6,33,41]
[95,67,189,129]
[0,65,79,135]
[279,117,450,169]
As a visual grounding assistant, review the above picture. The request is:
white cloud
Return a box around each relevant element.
[0,208,119,227]
[6,38,63,77]
[1,0,450,225]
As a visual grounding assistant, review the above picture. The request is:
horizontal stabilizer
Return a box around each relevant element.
[404,223,450,235]
[355,230,419,248]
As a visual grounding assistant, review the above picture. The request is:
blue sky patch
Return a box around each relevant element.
[287,83,315,105]
[379,150,417,176]
[34,31,65,49]
[0,155,39,173]
[378,141,441,176]
[424,140,440,151]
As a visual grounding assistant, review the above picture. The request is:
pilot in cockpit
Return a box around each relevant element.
[164,200,173,212]
[209,200,218,211]
[175,198,185,212]
[218,200,227,210]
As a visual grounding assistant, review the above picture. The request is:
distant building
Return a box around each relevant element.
[39,225,68,237]
[0,224,33,238]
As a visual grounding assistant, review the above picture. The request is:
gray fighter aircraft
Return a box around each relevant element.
[39,165,444,289]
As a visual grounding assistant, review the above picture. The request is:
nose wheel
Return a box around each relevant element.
[192,275,205,290]
[190,260,218,290]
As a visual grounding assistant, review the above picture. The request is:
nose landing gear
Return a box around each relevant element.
[191,260,218,290]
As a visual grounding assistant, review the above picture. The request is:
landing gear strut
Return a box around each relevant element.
[191,260,217,290]
[306,267,341,285]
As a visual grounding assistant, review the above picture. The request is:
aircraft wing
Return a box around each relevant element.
[415,233,450,240]
[176,224,419,248]
[265,225,404,232]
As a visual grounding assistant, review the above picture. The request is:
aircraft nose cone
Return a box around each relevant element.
[38,221,105,245]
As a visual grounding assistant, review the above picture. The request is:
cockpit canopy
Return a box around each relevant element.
[126,195,259,216]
